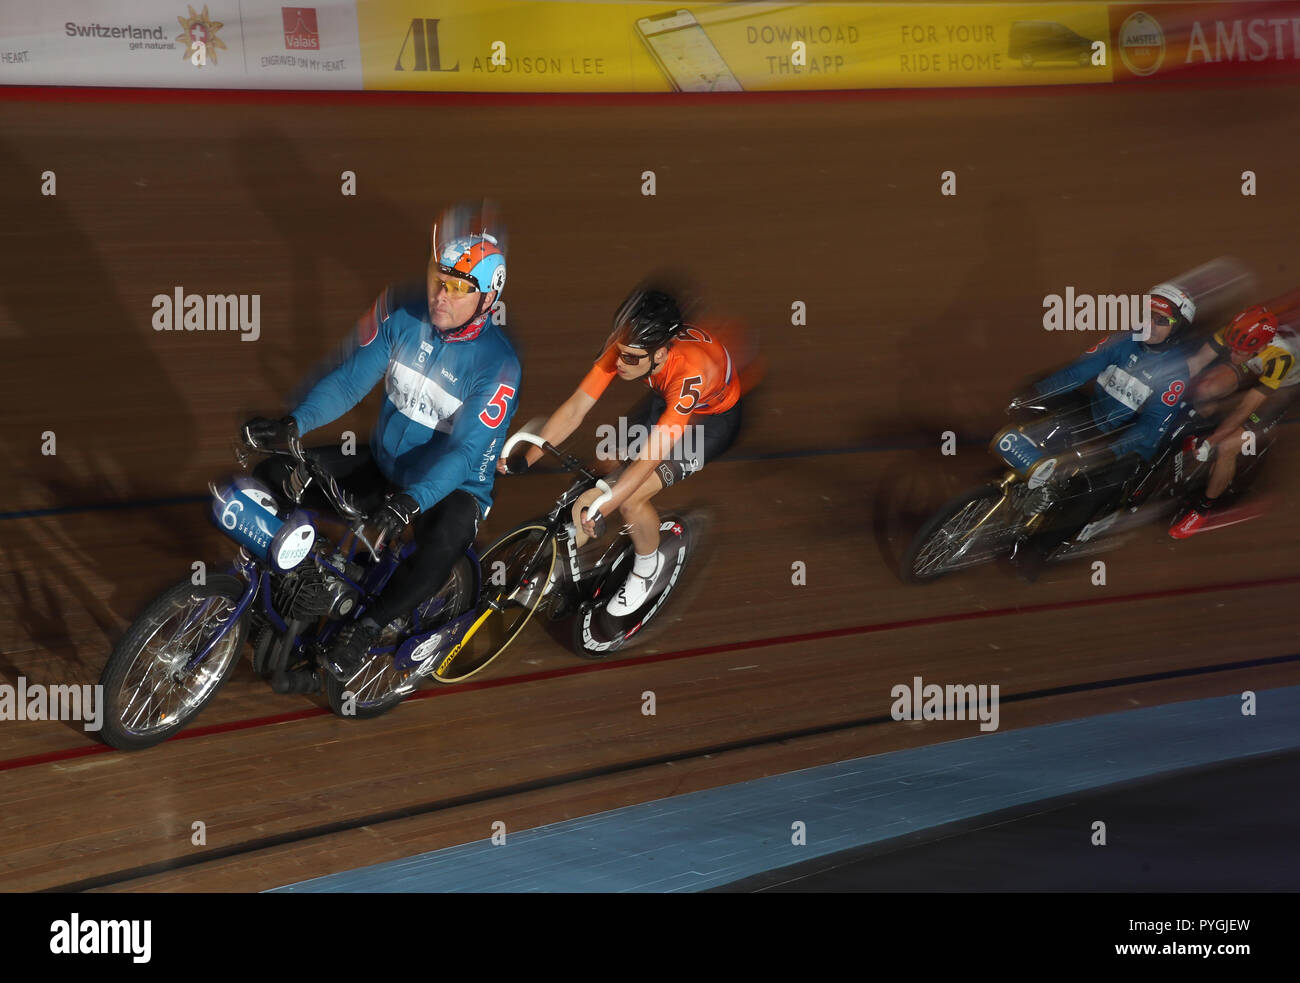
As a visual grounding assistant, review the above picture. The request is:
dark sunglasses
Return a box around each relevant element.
[617,348,652,366]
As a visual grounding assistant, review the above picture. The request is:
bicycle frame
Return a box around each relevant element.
[496,431,615,598]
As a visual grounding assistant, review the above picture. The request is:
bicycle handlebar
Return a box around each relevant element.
[502,430,613,519]
[502,430,601,481]
[501,431,547,458]
[587,480,614,518]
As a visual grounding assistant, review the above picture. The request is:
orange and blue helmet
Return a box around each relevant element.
[437,233,506,299]
[1223,305,1278,357]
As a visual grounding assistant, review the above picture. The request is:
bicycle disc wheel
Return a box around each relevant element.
[571,515,692,658]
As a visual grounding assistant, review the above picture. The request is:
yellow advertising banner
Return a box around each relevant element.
[356,2,1115,92]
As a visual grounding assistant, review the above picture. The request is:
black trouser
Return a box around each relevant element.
[629,392,744,486]
[253,446,480,627]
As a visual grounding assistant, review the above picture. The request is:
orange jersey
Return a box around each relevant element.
[579,324,741,432]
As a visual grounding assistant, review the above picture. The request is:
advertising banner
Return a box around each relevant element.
[0,1,362,89]
[4,2,1299,94]
[1109,3,1300,82]
[239,1,363,89]
[354,2,1116,92]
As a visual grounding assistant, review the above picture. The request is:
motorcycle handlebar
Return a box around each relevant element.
[237,429,374,556]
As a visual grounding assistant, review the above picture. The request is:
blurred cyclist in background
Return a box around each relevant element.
[502,284,744,616]
[1171,290,1300,537]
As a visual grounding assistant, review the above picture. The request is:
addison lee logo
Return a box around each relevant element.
[282,7,319,50]
[395,18,458,72]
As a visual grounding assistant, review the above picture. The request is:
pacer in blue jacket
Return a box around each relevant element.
[1001,282,1197,573]
[245,219,521,681]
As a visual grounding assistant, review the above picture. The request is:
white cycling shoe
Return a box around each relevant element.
[605,552,666,617]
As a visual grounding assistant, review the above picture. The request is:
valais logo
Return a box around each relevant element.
[1118,11,1165,76]
[282,7,320,50]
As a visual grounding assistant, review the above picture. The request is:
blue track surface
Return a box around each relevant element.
[270,685,1300,893]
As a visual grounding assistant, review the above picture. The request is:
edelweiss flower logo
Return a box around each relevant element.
[176,4,226,65]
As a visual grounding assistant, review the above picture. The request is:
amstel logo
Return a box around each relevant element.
[1118,11,1165,76]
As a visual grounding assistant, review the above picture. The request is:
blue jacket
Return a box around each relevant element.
[1032,335,1191,461]
[290,286,521,515]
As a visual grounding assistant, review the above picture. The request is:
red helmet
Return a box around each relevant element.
[1223,305,1278,356]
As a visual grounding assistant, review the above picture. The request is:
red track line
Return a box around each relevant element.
[5,569,1299,773]
[1,75,1297,108]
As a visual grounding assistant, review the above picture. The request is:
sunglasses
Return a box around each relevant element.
[617,348,652,366]
[433,272,479,298]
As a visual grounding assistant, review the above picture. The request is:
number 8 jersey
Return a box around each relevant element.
[1030,333,1192,461]
[580,324,742,433]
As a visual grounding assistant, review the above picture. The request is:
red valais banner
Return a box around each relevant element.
[1110,2,1300,81]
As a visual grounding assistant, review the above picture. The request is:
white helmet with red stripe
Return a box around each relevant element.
[1145,282,1196,348]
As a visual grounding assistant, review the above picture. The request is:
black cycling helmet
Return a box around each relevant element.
[611,288,683,352]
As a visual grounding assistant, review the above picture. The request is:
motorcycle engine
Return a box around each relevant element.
[272,567,360,621]
[1022,485,1057,516]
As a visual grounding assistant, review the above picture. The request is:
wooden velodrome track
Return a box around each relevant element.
[2,80,1300,892]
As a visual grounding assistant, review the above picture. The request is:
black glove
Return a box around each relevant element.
[368,492,421,545]
[503,447,532,475]
[243,415,298,448]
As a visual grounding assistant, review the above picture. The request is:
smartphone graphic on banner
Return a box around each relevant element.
[635,9,743,92]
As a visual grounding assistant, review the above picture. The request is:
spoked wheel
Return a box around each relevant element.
[901,486,1011,584]
[571,515,693,659]
[430,524,558,684]
[98,575,250,750]
[324,554,476,718]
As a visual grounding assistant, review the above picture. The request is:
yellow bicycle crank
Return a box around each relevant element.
[431,600,501,680]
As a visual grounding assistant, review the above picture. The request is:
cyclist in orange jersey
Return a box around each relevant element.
[502,286,744,615]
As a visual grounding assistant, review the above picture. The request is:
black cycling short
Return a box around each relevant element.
[1244,384,1300,438]
[629,391,744,487]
